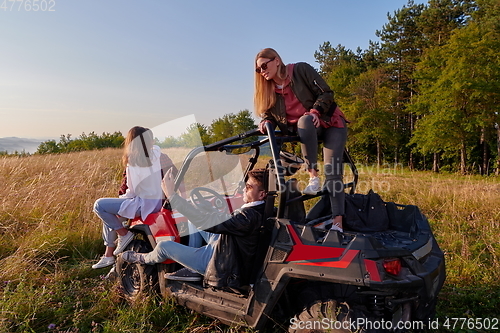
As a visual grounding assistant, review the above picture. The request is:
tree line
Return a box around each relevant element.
[35,132,125,154]
[316,0,499,174]
[29,110,256,155]
[156,110,256,148]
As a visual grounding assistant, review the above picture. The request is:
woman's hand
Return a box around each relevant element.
[305,110,320,128]
[259,120,273,134]
[161,168,175,199]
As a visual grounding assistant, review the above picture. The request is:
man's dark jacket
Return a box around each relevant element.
[170,194,266,290]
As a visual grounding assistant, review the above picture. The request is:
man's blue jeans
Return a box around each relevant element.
[143,230,219,275]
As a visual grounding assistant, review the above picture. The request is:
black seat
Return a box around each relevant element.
[283,178,306,223]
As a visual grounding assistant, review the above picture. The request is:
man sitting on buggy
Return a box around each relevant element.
[121,168,268,292]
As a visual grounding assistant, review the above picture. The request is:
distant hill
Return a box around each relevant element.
[0,137,44,154]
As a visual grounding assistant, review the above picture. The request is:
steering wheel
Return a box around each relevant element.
[190,187,229,214]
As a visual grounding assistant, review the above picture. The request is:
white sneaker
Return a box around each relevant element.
[303,176,321,195]
[92,256,115,269]
[330,223,343,233]
[113,231,134,255]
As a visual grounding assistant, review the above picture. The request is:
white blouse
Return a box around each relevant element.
[118,145,163,220]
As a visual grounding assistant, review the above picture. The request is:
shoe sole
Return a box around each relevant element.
[165,274,202,282]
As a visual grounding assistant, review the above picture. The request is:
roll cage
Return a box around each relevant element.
[172,123,358,218]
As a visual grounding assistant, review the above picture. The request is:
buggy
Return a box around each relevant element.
[115,124,446,332]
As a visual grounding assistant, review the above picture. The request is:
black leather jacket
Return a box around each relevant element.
[169,194,266,290]
[261,62,337,134]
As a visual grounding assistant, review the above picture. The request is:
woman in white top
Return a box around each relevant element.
[92,126,164,269]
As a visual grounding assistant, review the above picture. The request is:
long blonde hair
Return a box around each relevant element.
[122,126,154,168]
[253,48,287,117]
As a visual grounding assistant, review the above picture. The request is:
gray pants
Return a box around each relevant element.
[297,114,347,217]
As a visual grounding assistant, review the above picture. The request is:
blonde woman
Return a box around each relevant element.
[254,48,347,231]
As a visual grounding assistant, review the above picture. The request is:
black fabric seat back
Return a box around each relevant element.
[283,178,306,223]
[249,194,275,285]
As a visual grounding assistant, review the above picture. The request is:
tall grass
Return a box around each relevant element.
[0,150,499,332]
[0,149,254,333]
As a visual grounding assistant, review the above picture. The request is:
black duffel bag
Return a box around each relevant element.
[344,190,389,232]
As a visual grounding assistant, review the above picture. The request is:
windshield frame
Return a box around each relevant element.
[172,129,264,194]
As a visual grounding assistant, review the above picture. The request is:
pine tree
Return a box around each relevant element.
[376,0,426,167]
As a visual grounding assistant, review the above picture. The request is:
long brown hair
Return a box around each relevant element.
[122,126,154,168]
[253,48,287,117]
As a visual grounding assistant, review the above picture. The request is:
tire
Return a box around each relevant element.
[116,239,158,299]
[392,302,413,333]
[289,299,367,333]
[156,262,177,298]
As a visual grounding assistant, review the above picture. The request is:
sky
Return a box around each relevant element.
[0,0,427,140]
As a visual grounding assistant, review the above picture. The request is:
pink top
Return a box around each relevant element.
[276,63,346,129]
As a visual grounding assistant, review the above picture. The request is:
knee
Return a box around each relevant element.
[157,240,173,250]
[297,114,315,129]
[93,198,103,213]
[154,240,176,257]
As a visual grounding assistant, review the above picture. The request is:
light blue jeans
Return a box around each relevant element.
[143,230,219,275]
[93,198,139,247]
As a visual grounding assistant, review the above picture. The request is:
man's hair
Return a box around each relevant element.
[247,168,268,192]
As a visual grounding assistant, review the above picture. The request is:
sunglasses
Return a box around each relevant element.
[255,58,275,73]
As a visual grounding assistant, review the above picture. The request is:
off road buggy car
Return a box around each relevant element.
[115,124,446,332]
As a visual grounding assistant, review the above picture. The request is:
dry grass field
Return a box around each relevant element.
[0,149,121,276]
[0,149,499,332]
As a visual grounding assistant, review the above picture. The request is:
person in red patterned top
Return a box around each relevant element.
[254,48,348,232]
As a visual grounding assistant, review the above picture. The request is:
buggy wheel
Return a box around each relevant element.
[391,302,413,333]
[116,239,158,299]
[289,299,367,333]
[156,262,177,298]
